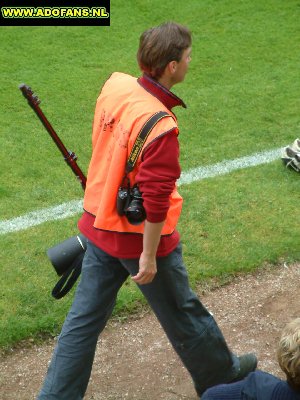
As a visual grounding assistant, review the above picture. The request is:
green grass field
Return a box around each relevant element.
[1,0,299,350]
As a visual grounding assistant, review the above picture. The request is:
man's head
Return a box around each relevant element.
[137,22,192,87]
[277,318,300,391]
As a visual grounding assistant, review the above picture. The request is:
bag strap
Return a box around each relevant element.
[125,111,171,174]
[51,252,84,299]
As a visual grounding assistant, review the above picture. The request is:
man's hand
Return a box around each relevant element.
[131,219,164,285]
[131,252,157,285]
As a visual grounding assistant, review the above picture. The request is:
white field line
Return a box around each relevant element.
[0,147,282,235]
[0,200,83,235]
[178,147,282,185]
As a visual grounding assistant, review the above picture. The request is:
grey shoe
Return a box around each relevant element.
[231,353,257,382]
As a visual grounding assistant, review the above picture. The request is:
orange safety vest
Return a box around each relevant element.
[83,72,183,234]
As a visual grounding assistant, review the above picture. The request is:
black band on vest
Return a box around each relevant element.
[125,111,170,173]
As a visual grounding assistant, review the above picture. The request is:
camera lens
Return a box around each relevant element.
[125,185,146,225]
[126,203,146,225]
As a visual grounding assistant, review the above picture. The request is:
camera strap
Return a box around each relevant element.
[125,111,171,173]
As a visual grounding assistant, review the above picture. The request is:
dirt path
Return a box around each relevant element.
[0,262,299,400]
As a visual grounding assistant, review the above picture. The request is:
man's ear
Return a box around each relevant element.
[166,60,178,75]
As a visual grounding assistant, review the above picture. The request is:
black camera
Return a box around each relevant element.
[117,184,146,225]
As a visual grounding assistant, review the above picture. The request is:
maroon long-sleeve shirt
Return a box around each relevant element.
[78,74,186,258]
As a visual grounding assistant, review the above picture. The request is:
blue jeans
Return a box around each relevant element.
[37,241,239,399]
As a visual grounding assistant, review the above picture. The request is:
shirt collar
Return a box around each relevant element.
[137,73,187,111]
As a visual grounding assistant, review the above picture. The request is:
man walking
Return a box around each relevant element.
[38,22,257,399]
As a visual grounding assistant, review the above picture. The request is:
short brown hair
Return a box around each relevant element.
[137,22,192,79]
[277,318,300,391]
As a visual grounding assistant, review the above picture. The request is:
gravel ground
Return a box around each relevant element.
[0,262,299,400]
